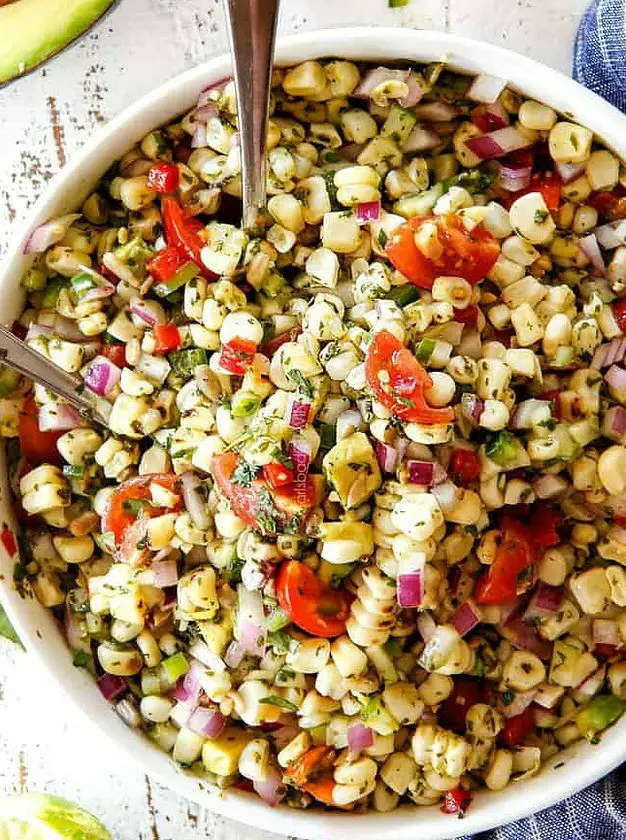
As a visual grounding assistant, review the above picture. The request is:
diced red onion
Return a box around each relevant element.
[347,722,374,752]
[170,699,197,728]
[288,437,312,476]
[451,599,481,637]
[577,664,607,697]
[130,299,167,327]
[191,123,207,148]
[271,723,301,750]
[82,279,116,302]
[52,315,86,342]
[375,441,398,474]
[501,614,553,660]
[399,71,425,107]
[285,396,311,430]
[181,470,210,530]
[172,680,189,702]
[466,127,533,161]
[591,336,626,370]
[26,323,52,343]
[236,585,266,656]
[253,768,285,807]
[64,609,91,655]
[406,460,435,486]
[356,200,381,225]
[606,365,626,402]
[403,125,441,153]
[431,480,457,514]
[579,233,606,275]
[84,355,122,396]
[151,558,179,588]
[532,473,568,500]
[353,67,410,99]
[336,409,363,441]
[414,102,459,121]
[595,220,626,250]
[38,402,84,432]
[97,673,127,701]
[593,619,620,647]
[182,660,204,705]
[116,698,141,728]
[480,100,510,130]
[498,162,532,193]
[188,707,226,739]
[501,690,537,719]
[195,103,219,122]
[510,399,551,430]
[523,584,562,623]
[467,74,507,104]
[554,161,585,184]
[23,214,81,254]
[397,569,424,608]
[189,640,226,673]
[224,641,245,668]
[461,392,484,425]
[603,405,626,442]
[417,611,436,642]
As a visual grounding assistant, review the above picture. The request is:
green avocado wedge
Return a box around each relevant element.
[0,0,118,86]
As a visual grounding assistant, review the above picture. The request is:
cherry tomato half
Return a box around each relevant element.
[365,330,454,425]
[277,561,353,638]
[385,215,499,288]
[101,473,181,546]
[18,396,63,467]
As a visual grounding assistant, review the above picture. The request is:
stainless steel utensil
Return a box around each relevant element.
[223,0,281,231]
[0,325,109,428]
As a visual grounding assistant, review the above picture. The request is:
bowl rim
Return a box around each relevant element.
[2,25,626,840]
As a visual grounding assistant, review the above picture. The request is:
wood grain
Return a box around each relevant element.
[0,2,588,837]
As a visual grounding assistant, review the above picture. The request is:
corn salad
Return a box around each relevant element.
[5,60,626,815]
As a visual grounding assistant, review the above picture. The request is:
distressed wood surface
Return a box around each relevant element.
[0,1,588,837]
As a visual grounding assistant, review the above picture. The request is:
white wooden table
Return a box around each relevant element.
[0,1,589,837]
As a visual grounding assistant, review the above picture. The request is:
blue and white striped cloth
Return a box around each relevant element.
[457,4,626,836]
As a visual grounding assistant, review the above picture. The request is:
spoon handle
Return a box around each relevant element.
[0,325,107,427]
[223,0,280,231]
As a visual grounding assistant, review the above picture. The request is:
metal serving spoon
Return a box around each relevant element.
[223,0,281,231]
[0,0,280,420]
[0,325,110,428]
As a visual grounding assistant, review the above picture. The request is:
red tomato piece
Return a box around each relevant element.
[501,707,535,748]
[385,223,436,290]
[612,299,626,333]
[101,474,181,547]
[528,505,562,548]
[162,197,213,275]
[504,172,562,212]
[474,517,537,605]
[439,678,490,732]
[100,343,126,368]
[263,463,295,489]
[589,185,626,220]
[146,246,190,285]
[449,449,480,488]
[153,324,182,355]
[219,338,257,375]
[260,327,302,358]
[0,528,17,557]
[441,788,473,817]
[18,396,63,466]
[386,215,499,288]
[147,162,180,194]
[211,453,319,535]
[453,305,479,325]
[277,561,353,638]
[284,745,336,786]
[365,330,455,425]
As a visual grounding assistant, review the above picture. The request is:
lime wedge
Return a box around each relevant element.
[0,794,111,840]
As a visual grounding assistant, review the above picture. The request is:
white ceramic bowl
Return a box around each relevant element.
[2,26,626,840]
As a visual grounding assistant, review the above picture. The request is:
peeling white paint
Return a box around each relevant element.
[0,1,587,837]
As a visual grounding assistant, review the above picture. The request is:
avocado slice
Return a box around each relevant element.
[322,431,382,510]
[0,0,117,86]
